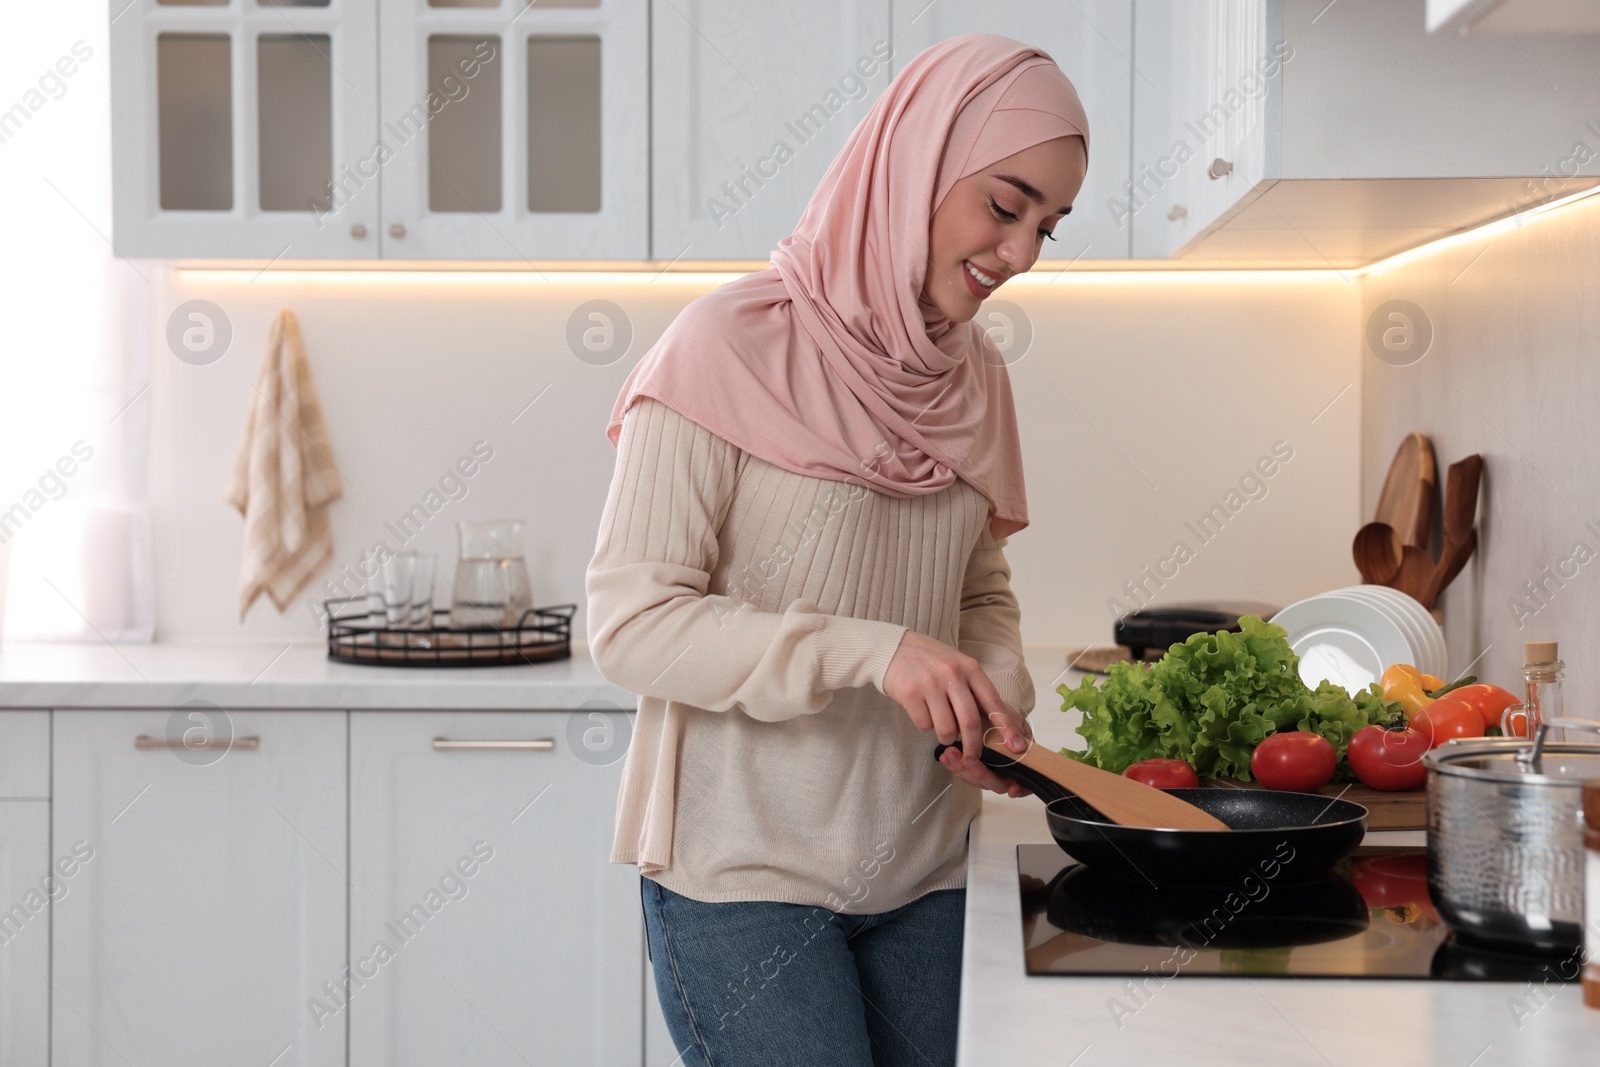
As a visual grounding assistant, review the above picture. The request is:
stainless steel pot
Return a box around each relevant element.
[1424,718,1600,951]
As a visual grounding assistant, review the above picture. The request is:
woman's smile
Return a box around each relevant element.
[962,260,1003,297]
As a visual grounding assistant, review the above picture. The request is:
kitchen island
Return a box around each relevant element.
[957,651,1600,1066]
[958,796,1600,1065]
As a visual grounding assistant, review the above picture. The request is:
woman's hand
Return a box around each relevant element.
[883,630,1033,798]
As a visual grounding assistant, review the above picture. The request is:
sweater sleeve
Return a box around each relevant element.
[957,522,1036,718]
[585,397,909,722]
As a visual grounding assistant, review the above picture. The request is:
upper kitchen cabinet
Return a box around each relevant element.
[110,0,381,259]
[651,0,892,262]
[110,0,647,260]
[893,1,1134,261]
[378,0,648,259]
[1130,0,1600,266]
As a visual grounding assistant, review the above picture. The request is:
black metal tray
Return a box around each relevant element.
[324,598,575,667]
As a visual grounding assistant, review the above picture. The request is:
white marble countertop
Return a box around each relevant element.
[0,638,1081,715]
[0,640,633,710]
[958,648,1600,1066]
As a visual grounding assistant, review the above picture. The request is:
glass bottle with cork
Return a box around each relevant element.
[1502,641,1566,738]
[1524,641,1564,738]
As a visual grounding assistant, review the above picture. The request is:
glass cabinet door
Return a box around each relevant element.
[378,0,647,259]
[112,0,379,258]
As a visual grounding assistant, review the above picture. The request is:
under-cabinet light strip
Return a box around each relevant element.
[174,181,1600,286]
[1354,181,1600,277]
[174,266,1353,286]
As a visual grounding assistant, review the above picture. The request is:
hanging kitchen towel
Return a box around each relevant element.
[224,307,343,619]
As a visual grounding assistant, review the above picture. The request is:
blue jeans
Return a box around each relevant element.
[641,877,965,1067]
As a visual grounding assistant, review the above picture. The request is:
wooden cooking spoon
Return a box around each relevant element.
[1352,522,1403,584]
[951,739,1229,831]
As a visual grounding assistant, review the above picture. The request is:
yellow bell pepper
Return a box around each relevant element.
[1381,664,1442,717]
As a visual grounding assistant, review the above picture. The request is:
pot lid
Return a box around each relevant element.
[1426,738,1600,785]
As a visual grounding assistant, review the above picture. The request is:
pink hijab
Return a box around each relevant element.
[606,33,1090,541]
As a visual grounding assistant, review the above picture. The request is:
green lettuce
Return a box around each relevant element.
[1057,615,1395,781]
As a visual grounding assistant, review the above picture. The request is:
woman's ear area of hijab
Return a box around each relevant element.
[920,134,1088,326]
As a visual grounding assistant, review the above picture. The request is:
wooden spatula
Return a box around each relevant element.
[1421,454,1483,608]
[945,739,1229,831]
[1374,433,1435,548]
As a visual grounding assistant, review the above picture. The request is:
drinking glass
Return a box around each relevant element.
[379,552,436,630]
[406,552,436,629]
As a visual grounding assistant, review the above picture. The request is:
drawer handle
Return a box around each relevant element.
[432,738,556,751]
[135,735,260,751]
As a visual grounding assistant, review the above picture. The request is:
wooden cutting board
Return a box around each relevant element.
[1063,645,1161,674]
[1203,777,1426,831]
[1374,432,1436,549]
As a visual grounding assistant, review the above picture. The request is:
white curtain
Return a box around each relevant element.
[0,2,155,642]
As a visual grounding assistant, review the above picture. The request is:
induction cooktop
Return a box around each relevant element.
[1017,844,1584,982]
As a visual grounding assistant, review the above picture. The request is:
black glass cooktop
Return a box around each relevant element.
[1018,844,1583,982]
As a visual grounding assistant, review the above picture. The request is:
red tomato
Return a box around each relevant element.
[1347,723,1429,791]
[1410,696,1486,748]
[1250,731,1337,792]
[1122,758,1199,789]
[1442,684,1522,732]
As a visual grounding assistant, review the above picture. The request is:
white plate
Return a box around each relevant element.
[1271,593,1415,695]
[1342,585,1447,678]
[1290,626,1385,694]
[1327,586,1443,678]
[1370,588,1446,678]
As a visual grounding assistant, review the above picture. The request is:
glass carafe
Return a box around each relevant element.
[449,520,533,629]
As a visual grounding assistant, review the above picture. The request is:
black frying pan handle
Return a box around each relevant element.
[932,741,1075,804]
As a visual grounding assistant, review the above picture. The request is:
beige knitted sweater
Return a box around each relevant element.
[585,397,1036,913]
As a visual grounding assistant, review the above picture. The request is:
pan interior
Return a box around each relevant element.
[1046,788,1366,831]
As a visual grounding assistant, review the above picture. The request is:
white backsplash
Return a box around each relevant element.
[148,267,1363,653]
[1362,193,1600,712]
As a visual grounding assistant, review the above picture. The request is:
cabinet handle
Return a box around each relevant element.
[351,224,368,239]
[432,738,556,751]
[389,223,407,239]
[1167,204,1188,221]
[135,735,260,751]
[1207,158,1234,180]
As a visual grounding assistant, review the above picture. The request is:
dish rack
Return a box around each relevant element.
[324,597,576,667]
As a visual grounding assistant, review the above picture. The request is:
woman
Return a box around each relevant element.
[586,32,1088,1067]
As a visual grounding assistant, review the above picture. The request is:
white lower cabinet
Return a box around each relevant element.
[51,710,348,1067]
[0,801,50,1067]
[349,711,640,1067]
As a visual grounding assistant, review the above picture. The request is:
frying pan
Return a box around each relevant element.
[936,742,1368,886]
